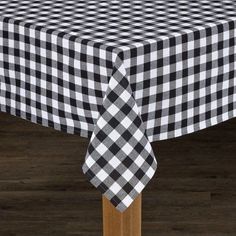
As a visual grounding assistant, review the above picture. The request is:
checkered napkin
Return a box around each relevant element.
[1,0,236,212]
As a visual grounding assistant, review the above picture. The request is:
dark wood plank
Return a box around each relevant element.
[0,111,236,235]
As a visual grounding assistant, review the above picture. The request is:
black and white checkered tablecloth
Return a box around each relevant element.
[1,0,236,212]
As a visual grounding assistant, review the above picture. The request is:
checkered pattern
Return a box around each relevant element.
[1,0,236,211]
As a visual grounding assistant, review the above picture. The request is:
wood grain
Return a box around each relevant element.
[0,111,236,235]
[103,195,141,236]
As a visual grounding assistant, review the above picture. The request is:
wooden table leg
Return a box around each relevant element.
[103,194,142,236]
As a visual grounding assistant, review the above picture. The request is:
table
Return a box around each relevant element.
[0,0,236,235]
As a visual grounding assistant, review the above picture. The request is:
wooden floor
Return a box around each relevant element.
[0,112,236,236]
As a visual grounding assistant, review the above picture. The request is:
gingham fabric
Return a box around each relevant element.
[0,0,236,212]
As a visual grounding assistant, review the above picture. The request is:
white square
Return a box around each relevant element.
[147,119,155,130]
[66,118,74,127]
[150,51,157,61]
[99,50,106,60]
[134,182,145,193]
[160,116,168,126]
[21,103,26,112]
[212,51,218,61]
[96,169,108,182]
[176,61,183,71]
[53,115,60,124]
[31,107,36,116]
[222,97,228,106]
[8,39,14,48]
[150,68,158,79]
[123,169,133,181]
[199,104,206,114]
[30,61,36,70]
[62,38,69,49]
[188,58,194,68]
[97,116,107,129]
[211,34,219,43]
[200,54,207,64]
[41,80,47,89]
[162,99,169,109]
[136,72,144,83]
[86,46,94,56]
[134,89,143,100]
[110,182,122,195]
[9,55,15,64]
[199,71,206,81]
[52,99,58,109]
[109,129,120,142]
[51,34,57,44]
[40,48,47,58]
[8,23,14,33]
[20,88,25,97]
[85,156,95,168]
[122,195,133,207]
[133,128,143,141]
[120,90,131,103]
[63,87,70,97]
[222,80,229,90]
[108,77,118,90]
[63,55,69,64]
[96,143,108,155]
[188,91,194,101]
[224,64,230,73]
[163,48,170,57]
[211,116,217,125]
[175,112,182,122]
[134,155,145,167]
[145,142,152,153]
[175,44,182,54]
[121,116,132,129]
[41,111,48,119]
[109,156,121,168]
[122,143,133,155]
[163,82,170,92]
[31,92,36,101]
[163,65,170,75]
[187,108,194,117]
[136,55,144,65]
[40,32,47,42]
[41,95,47,105]
[199,121,207,129]
[41,64,47,74]
[9,69,15,78]
[187,124,194,135]
[88,96,99,109]
[187,41,194,50]
[211,100,217,110]
[19,42,25,51]
[87,62,94,73]
[200,37,207,47]
[174,129,182,137]
[80,121,88,130]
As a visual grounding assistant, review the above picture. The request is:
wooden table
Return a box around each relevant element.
[103,195,141,236]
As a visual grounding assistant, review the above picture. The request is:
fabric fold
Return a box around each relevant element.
[82,52,157,212]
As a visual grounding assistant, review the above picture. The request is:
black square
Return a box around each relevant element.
[97,157,108,168]
[109,143,120,155]
[97,130,107,142]
[123,183,133,194]
[135,169,145,179]
[120,104,132,116]
[108,117,120,128]
[110,170,121,181]
[121,130,132,142]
